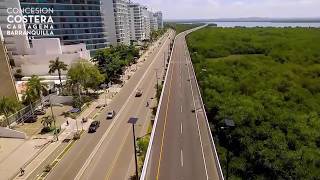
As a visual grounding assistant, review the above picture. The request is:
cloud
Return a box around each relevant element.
[133,0,320,19]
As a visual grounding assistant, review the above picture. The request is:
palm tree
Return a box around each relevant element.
[0,96,21,127]
[41,116,53,128]
[49,57,68,88]
[24,75,48,105]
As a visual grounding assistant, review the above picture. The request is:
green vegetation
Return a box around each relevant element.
[0,96,21,127]
[150,29,166,42]
[165,22,204,34]
[49,57,68,88]
[23,75,48,105]
[187,27,320,179]
[92,45,139,83]
[67,60,105,92]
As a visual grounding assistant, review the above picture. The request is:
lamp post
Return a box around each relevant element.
[154,69,159,95]
[221,118,235,180]
[128,117,139,180]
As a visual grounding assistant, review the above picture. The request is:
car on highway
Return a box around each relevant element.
[88,121,100,133]
[106,110,115,119]
[135,89,143,97]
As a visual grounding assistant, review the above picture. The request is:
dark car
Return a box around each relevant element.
[24,115,37,123]
[34,109,46,115]
[88,121,100,133]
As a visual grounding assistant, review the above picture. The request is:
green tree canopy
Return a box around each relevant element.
[48,57,68,88]
[0,96,21,127]
[68,60,105,91]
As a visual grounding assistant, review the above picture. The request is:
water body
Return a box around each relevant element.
[205,21,320,28]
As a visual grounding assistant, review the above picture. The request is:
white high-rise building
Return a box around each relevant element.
[0,0,30,57]
[128,3,145,42]
[142,6,151,40]
[102,0,131,45]
[155,11,164,29]
[149,11,159,32]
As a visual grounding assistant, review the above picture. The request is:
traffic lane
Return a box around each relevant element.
[81,70,155,180]
[157,37,207,180]
[184,42,220,180]
[46,115,115,180]
[146,33,182,180]
[78,32,174,180]
[107,43,169,180]
[180,37,208,180]
[46,32,173,180]
[107,82,156,180]
[156,53,184,180]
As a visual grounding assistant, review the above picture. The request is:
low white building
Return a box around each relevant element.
[13,38,90,76]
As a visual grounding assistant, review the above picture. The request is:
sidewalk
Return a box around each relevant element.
[0,32,168,180]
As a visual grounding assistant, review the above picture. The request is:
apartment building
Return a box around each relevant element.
[154,11,163,29]
[0,0,30,57]
[128,3,144,42]
[141,6,151,40]
[102,0,131,45]
[149,11,158,31]
[0,27,18,100]
[19,0,109,53]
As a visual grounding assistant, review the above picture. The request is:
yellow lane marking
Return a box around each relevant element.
[156,48,176,180]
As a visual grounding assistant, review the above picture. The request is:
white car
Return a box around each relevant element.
[106,110,116,119]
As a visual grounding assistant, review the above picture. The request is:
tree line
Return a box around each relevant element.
[187,27,320,179]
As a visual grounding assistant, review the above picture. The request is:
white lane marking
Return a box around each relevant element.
[180,149,184,167]
[185,42,209,180]
[180,105,183,113]
[180,122,183,135]
[140,30,176,179]
[74,32,173,180]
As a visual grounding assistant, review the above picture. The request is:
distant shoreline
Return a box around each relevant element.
[166,18,320,23]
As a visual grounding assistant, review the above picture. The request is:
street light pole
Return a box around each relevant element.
[128,117,139,180]
[164,51,166,70]
[155,69,159,95]
[49,96,58,141]
[132,123,139,179]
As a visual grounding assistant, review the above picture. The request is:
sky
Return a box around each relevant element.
[133,0,320,20]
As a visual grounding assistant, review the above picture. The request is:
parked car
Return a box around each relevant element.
[135,89,143,97]
[24,115,37,123]
[96,103,106,108]
[34,109,46,115]
[106,110,115,119]
[88,121,100,133]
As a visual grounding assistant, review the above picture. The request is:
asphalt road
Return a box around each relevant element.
[46,30,175,180]
[144,28,221,180]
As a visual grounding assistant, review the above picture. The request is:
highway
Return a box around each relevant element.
[142,27,223,180]
[45,30,175,180]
